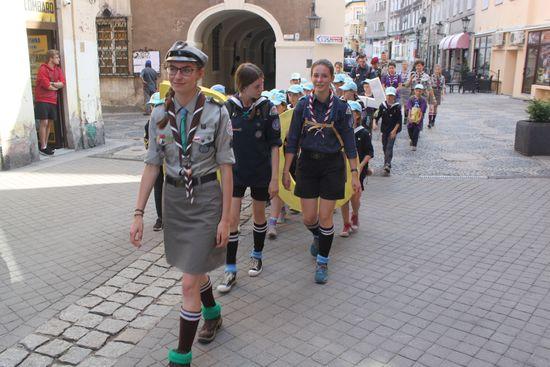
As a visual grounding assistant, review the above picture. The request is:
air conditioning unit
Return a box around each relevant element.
[509,31,525,46]
[493,32,505,46]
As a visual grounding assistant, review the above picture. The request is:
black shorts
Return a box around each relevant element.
[34,102,57,121]
[233,185,270,201]
[294,150,346,200]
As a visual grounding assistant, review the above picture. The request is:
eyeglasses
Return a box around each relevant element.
[166,65,197,76]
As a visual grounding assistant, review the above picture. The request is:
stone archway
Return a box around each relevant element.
[187,2,282,91]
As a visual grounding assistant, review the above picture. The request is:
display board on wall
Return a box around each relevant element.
[133,50,160,74]
[28,34,49,88]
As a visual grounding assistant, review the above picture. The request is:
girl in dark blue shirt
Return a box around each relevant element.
[283,59,361,284]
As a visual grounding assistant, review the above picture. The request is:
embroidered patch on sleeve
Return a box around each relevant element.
[272,118,281,131]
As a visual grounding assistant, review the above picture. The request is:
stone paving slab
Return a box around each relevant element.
[113,176,550,367]
[2,93,550,366]
[0,157,163,353]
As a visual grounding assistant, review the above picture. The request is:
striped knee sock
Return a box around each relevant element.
[318,225,334,259]
[306,221,321,239]
[200,276,216,308]
[252,222,267,257]
[225,231,239,273]
[177,307,201,353]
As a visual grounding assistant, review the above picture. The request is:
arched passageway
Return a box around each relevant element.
[189,9,277,92]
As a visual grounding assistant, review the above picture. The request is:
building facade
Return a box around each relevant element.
[474,0,550,99]
[3,0,104,170]
[424,0,475,79]
[365,0,389,56]
[344,0,367,53]
[99,0,345,108]
[387,0,423,62]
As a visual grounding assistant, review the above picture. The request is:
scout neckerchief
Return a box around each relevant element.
[302,91,344,148]
[167,92,206,203]
[386,73,399,88]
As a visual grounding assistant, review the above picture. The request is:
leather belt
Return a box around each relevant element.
[165,172,217,187]
[300,150,342,160]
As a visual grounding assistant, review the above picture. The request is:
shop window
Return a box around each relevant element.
[481,0,489,10]
[96,17,130,76]
[475,35,492,78]
[522,30,550,93]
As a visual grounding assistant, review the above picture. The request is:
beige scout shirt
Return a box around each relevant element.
[145,92,235,178]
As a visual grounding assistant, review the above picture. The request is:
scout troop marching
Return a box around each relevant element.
[131,40,445,366]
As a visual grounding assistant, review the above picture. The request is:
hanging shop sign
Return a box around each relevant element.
[25,0,56,23]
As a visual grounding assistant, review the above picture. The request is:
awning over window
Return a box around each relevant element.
[439,32,470,50]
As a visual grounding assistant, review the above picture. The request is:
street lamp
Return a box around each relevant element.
[461,16,471,33]
[306,0,321,38]
[436,21,444,36]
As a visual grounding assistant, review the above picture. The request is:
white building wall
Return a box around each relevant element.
[58,1,104,149]
[1,2,39,169]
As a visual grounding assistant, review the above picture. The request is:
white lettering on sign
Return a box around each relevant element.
[315,35,344,44]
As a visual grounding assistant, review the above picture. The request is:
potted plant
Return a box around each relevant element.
[514,99,550,156]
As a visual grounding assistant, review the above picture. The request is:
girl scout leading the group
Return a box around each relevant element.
[130,41,234,367]
[217,63,282,294]
[283,59,361,284]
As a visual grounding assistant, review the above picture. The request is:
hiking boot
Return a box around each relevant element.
[310,236,319,257]
[197,316,222,344]
[314,263,329,284]
[351,214,359,230]
[412,146,417,151]
[384,164,391,173]
[248,257,263,277]
[267,223,277,239]
[153,218,163,231]
[216,272,236,293]
[340,223,352,237]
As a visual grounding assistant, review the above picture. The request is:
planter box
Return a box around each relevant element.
[514,120,550,156]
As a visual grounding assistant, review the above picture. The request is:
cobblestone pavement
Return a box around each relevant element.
[1,93,549,366]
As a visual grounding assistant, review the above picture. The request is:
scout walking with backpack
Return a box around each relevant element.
[429,64,445,128]
[130,41,235,367]
[373,87,402,174]
[217,63,281,293]
[339,100,373,237]
[267,92,290,239]
[407,84,428,151]
[283,59,361,284]
[404,59,434,126]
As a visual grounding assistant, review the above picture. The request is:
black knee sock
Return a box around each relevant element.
[306,221,321,238]
[432,114,436,125]
[252,222,267,255]
[200,277,216,308]
[318,225,335,258]
[225,231,239,272]
[177,308,201,353]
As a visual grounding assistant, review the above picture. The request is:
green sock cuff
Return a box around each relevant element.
[202,302,221,320]
[168,349,192,365]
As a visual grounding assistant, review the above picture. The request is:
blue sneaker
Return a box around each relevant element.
[309,236,319,257]
[314,263,328,284]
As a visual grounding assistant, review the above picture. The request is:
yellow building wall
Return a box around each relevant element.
[475,0,550,98]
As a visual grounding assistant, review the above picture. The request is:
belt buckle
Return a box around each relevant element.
[312,152,321,160]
